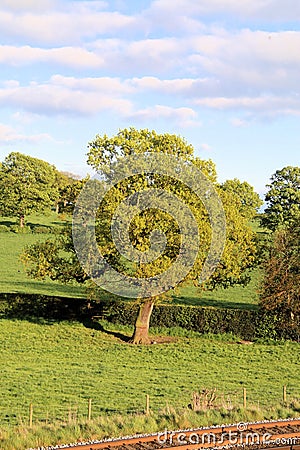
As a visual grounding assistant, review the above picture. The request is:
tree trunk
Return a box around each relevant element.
[20,214,25,228]
[131,300,154,344]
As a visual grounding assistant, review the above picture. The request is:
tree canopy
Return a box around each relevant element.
[260,224,300,316]
[22,128,258,343]
[261,166,300,231]
[220,178,263,220]
[0,152,58,226]
[55,171,89,214]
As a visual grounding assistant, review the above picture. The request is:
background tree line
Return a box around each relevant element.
[0,151,88,227]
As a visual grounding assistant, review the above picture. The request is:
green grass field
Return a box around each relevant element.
[0,213,86,298]
[1,318,299,427]
[0,213,260,309]
[1,319,300,449]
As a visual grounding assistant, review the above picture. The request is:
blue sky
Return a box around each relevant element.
[0,0,299,195]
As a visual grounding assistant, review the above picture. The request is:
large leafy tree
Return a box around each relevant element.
[220,178,263,220]
[260,224,300,316]
[261,166,300,231]
[22,129,258,344]
[0,152,58,226]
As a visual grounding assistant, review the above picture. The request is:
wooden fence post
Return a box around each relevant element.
[243,388,247,408]
[29,403,33,427]
[146,394,150,415]
[283,385,287,403]
[88,398,92,420]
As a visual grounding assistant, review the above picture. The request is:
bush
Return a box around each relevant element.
[0,293,87,319]
[32,225,52,234]
[10,224,32,234]
[0,224,10,232]
[0,294,298,341]
[97,301,298,341]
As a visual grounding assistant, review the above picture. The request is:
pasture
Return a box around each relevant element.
[1,318,299,425]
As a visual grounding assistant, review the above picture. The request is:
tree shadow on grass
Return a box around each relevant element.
[172,295,258,310]
[0,219,16,227]
[0,280,85,298]
[82,319,131,343]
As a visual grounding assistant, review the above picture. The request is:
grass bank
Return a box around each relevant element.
[2,404,300,450]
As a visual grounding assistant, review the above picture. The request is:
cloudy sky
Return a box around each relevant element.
[0,0,299,195]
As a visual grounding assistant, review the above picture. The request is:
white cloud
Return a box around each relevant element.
[230,117,248,127]
[130,76,212,96]
[0,123,51,143]
[0,45,105,68]
[0,0,57,11]
[0,76,133,117]
[50,75,133,95]
[195,95,300,117]
[148,0,300,22]
[0,6,134,45]
[12,111,38,125]
[129,105,200,127]
[130,76,225,103]
[186,29,300,98]
[200,143,213,151]
[2,28,300,100]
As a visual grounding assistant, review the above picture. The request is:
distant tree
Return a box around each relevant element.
[58,176,89,214]
[54,171,88,214]
[54,171,73,214]
[22,128,258,344]
[220,178,263,220]
[0,152,57,227]
[260,224,300,316]
[261,166,300,231]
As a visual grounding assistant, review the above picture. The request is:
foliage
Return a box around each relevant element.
[98,300,298,341]
[86,128,257,291]
[55,171,89,213]
[21,228,88,284]
[260,224,300,315]
[10,224,32,234]
[32,225,52,234]
[1,293,298,342]
[0,152,58,226]
[0,224,10,232]
[261,166,300,231]
[220,178,263,220]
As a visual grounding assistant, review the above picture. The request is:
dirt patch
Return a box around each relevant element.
[148,335,178,344]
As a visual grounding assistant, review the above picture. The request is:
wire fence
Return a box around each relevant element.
[1,385,299,427]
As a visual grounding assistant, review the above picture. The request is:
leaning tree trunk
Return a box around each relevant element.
[131,299,154,344]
